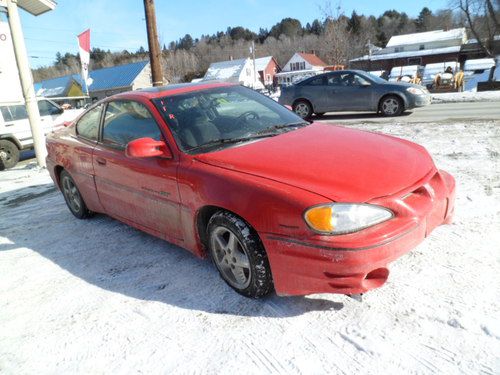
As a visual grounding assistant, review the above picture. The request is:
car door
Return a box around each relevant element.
[296,75,328,112]
[325,72,374,111]
[92,99,182,242]
[0,104,32,148]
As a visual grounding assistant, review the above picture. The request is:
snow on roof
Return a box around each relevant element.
[464,58,495,71]
[203,58,248,81]
[254,56,273,72]
[390,65,419,77]
[352,45,462,62]
[386,28,466,47]
[297,52,327,67]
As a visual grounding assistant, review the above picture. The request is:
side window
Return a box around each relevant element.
[0,107,13,122]
[102,100,161,148]
[1,105,28,121]
[38,100,60,116]
[327,73,342,86]
[76,104,103,141]
[306,76,325,86]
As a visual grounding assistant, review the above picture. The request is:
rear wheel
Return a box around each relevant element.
[60,170,93,219]
[0,140,20,169]
[293,100,313,119]
[379,95,404,116]
[207,211,273,298]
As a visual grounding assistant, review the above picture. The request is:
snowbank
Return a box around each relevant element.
[432,90,500,103]
[1,120,499,374]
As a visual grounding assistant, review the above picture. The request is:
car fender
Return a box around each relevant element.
[0,134,22,149]
[177,158,330,257]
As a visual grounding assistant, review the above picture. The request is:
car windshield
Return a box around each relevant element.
[152,85,307,154]
[362,72,387,84]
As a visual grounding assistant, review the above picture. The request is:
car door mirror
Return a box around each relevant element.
[125,137,173,159]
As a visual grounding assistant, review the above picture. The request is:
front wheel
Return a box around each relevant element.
[207,211,273,298]
[379,95,404,116]
[0,140,20,169]
[293,100,313,119]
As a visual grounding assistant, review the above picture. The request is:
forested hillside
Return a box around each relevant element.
[32,7,464,83]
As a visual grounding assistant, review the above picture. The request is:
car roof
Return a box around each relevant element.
[111,81,236,100]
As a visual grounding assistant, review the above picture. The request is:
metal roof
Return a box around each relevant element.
[84,60,149,91]
[351,46,461,62]
[35,61,149,95]
[35,75,78,97]
[386,28,467,48]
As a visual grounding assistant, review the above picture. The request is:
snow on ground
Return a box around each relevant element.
[1,120,499,374]
[432,90,500,103]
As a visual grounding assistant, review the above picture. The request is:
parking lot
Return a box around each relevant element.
[1,116,499,374]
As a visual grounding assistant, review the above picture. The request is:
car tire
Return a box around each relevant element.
[0,140,20,170]
[207,211,273,298]
[315,112,326,117]
[293,100,313,119]
[379,95,404,116]
[60,170,93,219]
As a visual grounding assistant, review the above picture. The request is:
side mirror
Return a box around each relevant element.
[125,137,173,159]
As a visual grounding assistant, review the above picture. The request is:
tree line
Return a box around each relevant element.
[32,2,497,84]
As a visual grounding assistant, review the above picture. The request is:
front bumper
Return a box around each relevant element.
[261,169,455,296]
[410,94,432,108]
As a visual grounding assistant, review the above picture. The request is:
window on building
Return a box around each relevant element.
[408,57,422,65]
[395,47,404,53]
[419,44,425,50]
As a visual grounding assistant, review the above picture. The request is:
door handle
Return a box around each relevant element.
[96,157,107,166]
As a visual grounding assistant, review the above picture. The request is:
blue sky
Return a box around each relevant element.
[16,0,449,68]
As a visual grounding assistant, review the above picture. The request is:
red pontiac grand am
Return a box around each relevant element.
[46,82,455,298]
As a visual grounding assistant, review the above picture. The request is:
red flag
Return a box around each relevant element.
[77,29,91,93]
[77,29,90,53]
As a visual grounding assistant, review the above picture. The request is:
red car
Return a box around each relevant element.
[46,82,455,298]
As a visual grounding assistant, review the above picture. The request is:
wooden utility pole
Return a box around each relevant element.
[143,0,163,86]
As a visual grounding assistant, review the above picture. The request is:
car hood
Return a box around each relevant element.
[194,123,435,202]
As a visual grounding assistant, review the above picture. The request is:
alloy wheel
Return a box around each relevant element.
[210,226,251,289]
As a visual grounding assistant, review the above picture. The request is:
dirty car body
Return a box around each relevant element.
[46,82,455,297]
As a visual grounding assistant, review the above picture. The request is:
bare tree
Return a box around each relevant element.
[457,0,499,80]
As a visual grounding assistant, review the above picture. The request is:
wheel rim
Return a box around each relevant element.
[62,177,82,213]
[294,103,309,118]
[382,98,399,115]
[210,226,251,289]
[0,148,11,162]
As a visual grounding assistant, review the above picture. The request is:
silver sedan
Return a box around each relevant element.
[278,70,431,118]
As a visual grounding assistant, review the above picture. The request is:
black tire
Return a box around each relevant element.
[207,211,273,298]
[60,170,93,219]
[379,95,404,116]
[315,112,326,117]
[0,140,20,169]
[293,100,313,119]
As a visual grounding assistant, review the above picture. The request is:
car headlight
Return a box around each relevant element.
[406,87,426,95]
[304,203,393,235]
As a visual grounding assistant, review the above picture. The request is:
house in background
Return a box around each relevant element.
[254,56,281,87]
[276,52,327,86]
[202,58,264,89]
[35,60,152,103]
[350,28,468,71]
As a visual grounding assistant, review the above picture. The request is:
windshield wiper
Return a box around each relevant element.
[256,121,309,135]
[188,134,276,152]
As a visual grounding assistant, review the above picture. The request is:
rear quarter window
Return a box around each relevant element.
[76,104,103,141]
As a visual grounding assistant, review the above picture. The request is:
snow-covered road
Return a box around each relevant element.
[1,120,499,374]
